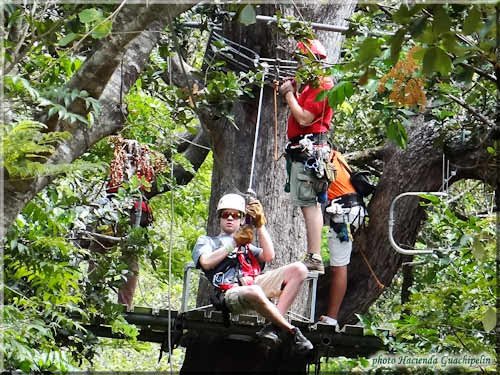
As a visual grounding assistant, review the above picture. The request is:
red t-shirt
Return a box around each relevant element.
[287,77,334,140]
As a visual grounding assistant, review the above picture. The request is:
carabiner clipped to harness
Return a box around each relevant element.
[304,156,326,180]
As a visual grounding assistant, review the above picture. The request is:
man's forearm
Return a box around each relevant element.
[285,92,315,126]
[257,225,275,262]
[199,246,232,270]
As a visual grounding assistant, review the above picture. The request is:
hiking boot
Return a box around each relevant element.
[256,323,281,345]
[290,327,313,354]
[302,253,325,274]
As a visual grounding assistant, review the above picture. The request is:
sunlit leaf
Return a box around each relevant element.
[91,20,112,39]
[238,5,256,26]
[482,307,496,332]
[79,8,102,24]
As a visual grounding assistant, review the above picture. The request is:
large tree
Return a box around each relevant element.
[2,2,497,372]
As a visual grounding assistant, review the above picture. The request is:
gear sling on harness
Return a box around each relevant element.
[205,245,263,326]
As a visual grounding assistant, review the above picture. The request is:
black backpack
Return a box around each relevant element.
[350,170,376,197]
[337,156,376,197]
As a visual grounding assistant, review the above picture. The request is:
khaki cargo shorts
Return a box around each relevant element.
[289,161,326,207]
[224,267,287,314]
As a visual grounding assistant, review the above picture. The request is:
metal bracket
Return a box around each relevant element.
[388,191,448,255]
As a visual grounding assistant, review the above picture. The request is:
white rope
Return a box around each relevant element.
[248,63,269,192]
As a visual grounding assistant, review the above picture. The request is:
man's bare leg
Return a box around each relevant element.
[326,265,347,319]
[275,263,308,315]
[301,204,323,255]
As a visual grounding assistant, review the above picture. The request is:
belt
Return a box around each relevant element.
[288,133,328,145]
[333,193,364,208]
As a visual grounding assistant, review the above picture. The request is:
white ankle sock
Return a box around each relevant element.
[319,315,338,326]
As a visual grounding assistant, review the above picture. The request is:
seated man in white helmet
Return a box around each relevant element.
[192,193,313,354]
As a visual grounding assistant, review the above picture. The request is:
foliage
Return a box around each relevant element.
[1,120,68,177]
[3,2,214,367]
[333,3,496,149]
[360,181,496,367]
[2,2,497,372]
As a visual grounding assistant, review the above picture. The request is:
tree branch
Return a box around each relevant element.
[447,94,496,128]
[345,146,386,168]
[458,61,497,83]
[3,4,197,235]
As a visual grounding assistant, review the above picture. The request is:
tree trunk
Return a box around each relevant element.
[315,119,496,324]
[185,3,356,372]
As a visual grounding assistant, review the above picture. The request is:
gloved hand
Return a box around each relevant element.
[246,199,267,228]
[233,225,254,246]
[326,202,343,215]
[219,235,236,253]
[279,79,296,99]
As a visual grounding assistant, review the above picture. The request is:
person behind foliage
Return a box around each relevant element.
[318,148,366,327]
[192,193,313,353]
[278,39,334,275]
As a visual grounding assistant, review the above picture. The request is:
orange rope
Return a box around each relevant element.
[359,248,385,290]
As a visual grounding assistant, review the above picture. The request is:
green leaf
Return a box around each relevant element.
[57,33,78,47]
[471,238,486,262]
[422,47,452,76]
[386,121,407,149]
[441,32,463,55]
[463,6,481,35]
[390,28,406,63]
[79,8,102,24]
[481,307,496,332]
[315,89,328,101]
[393,5,411,24]
[327,81,354,108]
[238,5,256,26]
[432,6,452,35]
[358,38,382,65]
[409,16,428,38]
[91,20,112,39]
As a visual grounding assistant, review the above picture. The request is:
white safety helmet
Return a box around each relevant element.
[217,193,246,214]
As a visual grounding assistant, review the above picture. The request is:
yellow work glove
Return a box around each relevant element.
[233,225,254,246]
[246,199,267,228]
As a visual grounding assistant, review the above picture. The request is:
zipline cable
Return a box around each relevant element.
[248,63,269,193]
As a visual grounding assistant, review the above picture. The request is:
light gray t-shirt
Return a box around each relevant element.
[192,234,262,288]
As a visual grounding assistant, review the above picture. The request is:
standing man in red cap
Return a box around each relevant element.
[279,39,334,275]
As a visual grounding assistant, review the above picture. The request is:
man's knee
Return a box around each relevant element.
[242,284,266,303]
[283,262,308,282]
[291,262,308,280]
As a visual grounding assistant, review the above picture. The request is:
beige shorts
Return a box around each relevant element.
[224,266,287,314]
[328,205,365,266]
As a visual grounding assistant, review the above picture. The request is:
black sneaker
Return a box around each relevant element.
[256,323,281,345]
[290,327,313,354]
[302,253,325,274]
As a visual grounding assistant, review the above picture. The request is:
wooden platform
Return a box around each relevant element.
[85,306,387,360]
